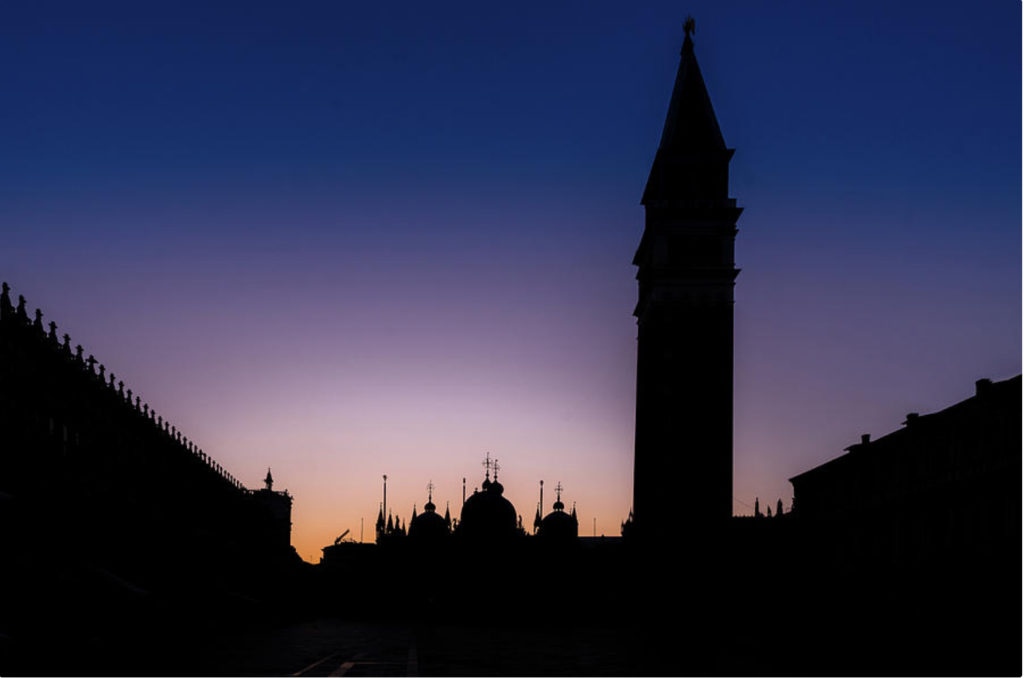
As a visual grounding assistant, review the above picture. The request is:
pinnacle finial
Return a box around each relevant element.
[553,481,565,511]
[684,16,695,39]
[0,283,10,320]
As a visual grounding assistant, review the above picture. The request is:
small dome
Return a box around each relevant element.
[409,508,448,540]
[409,491,449,541]
[537,488,578,542]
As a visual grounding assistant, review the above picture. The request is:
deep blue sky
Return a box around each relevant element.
[1,1,1019,557]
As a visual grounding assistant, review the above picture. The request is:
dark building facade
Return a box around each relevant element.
[789,374,1021,573]
[632,25,741,539]
[0,283,297,600]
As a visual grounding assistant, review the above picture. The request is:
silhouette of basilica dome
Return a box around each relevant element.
[408,498,449,541]
[458,476,517,540]
[537,494,578,541]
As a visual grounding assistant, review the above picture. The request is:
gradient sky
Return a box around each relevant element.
[1,1,1019,561]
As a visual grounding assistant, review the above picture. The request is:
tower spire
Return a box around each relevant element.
[644,16,728,206]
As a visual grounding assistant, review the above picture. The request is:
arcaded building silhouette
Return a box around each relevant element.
[632,23,740,539]
[0,283,297,595]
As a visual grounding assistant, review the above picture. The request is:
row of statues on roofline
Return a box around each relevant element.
[1,281,247,493]
[754,497,786,519]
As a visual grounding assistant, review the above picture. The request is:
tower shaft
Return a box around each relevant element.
[632,29,740,540]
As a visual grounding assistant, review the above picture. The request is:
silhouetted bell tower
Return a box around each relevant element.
[632,20,741,540]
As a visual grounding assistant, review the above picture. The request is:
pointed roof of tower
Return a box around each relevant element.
[642,19,733,207]
[656,19,726,154]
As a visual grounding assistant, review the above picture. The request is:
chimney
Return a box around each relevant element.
[844,434,871,453]
[975,378,992,397]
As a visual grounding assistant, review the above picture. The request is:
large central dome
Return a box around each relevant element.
[457,477,517,541]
